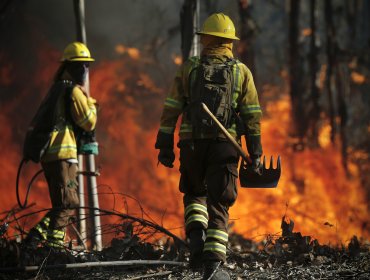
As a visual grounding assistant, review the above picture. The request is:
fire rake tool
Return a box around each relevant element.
[201,103,281,188]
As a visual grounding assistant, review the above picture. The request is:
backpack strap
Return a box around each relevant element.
[229,59,246,135]
[230,58,240,111]
[187,56,201,103]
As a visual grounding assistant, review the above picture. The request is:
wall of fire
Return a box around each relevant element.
[0,0,368,246]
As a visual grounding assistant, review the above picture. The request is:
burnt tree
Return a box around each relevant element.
[324,0,337,144]
[238,0,258,78]
[289,0,307,143]
[308,0,320,146]
[180,0,197,61]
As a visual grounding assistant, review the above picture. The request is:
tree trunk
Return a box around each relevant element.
[238,0,258,77]
[289,0,305,141]
[308,0,320,146]
[335,64,349,173]
[180,0,197,61]
[324,0,336,144]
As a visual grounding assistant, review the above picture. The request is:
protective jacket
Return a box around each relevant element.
[41,82,97,162]
[158,43,262,156]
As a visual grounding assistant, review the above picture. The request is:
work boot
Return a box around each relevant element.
[202,261,230,280]
[188,228,205,270]
[45,229,66,250]
[45,237,65,250]
[22,229,43,250]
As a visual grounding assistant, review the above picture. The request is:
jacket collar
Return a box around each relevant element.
[201,43,234,59]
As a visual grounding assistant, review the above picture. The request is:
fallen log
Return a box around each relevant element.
[0,260,186,273]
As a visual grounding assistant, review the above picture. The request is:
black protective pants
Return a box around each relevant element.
[179,139,239,262]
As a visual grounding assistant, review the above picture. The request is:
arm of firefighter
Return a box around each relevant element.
[239,65,263,158]
[155,67,185,149]
[70,86,97,132]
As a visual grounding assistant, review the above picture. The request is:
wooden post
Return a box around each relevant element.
[76,154,86,247]
[73,0,102,251]
[191,0,200,57]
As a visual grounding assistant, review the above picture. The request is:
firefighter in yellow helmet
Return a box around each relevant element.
[23,42,98,249]
[155,13,262,280]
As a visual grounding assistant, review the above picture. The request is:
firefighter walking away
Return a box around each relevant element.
[23,42,98,250]
[155,13,263,280]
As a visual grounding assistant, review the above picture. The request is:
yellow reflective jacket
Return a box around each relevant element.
[158,44,262,141]
[42,84,97,162]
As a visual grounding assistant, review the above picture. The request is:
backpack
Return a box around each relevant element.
[23,80,74,163]
[188,56,236,138]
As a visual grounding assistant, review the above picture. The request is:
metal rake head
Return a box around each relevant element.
[239,155,281,188]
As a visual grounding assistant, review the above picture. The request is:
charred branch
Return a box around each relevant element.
[0,260,185,273]
[7,206,187,248]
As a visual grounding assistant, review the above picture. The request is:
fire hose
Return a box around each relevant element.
[16,159,43,209]
[15,158,99,209]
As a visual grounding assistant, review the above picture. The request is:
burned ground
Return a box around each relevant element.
[0,215,369,280]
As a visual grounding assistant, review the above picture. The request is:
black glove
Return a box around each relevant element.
[250,156,262,175]
[245,135,263,158]
[155,131,174,150]
[244,134,263,175]
[158,148,175,168]
[155,131,175,168]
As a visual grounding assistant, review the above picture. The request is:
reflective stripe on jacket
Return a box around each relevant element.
[158,45,261,141]
[42,85,97,162]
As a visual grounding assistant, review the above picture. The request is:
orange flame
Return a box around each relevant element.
[0,44,368,246]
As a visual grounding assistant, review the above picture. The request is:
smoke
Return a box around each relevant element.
[0,0,241,144]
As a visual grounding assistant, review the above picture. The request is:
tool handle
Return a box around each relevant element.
[201,103,249,162]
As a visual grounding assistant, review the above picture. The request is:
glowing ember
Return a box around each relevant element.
[115,44,140,60]
[351,71,366,84]
[172,54,182,65]
[301,28,312,37]
[115,44,126,54]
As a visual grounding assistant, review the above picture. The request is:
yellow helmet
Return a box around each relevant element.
[61,42,95,62]
[196,13,239,40]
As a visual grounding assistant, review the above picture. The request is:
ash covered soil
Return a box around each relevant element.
[1,229,369,280]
